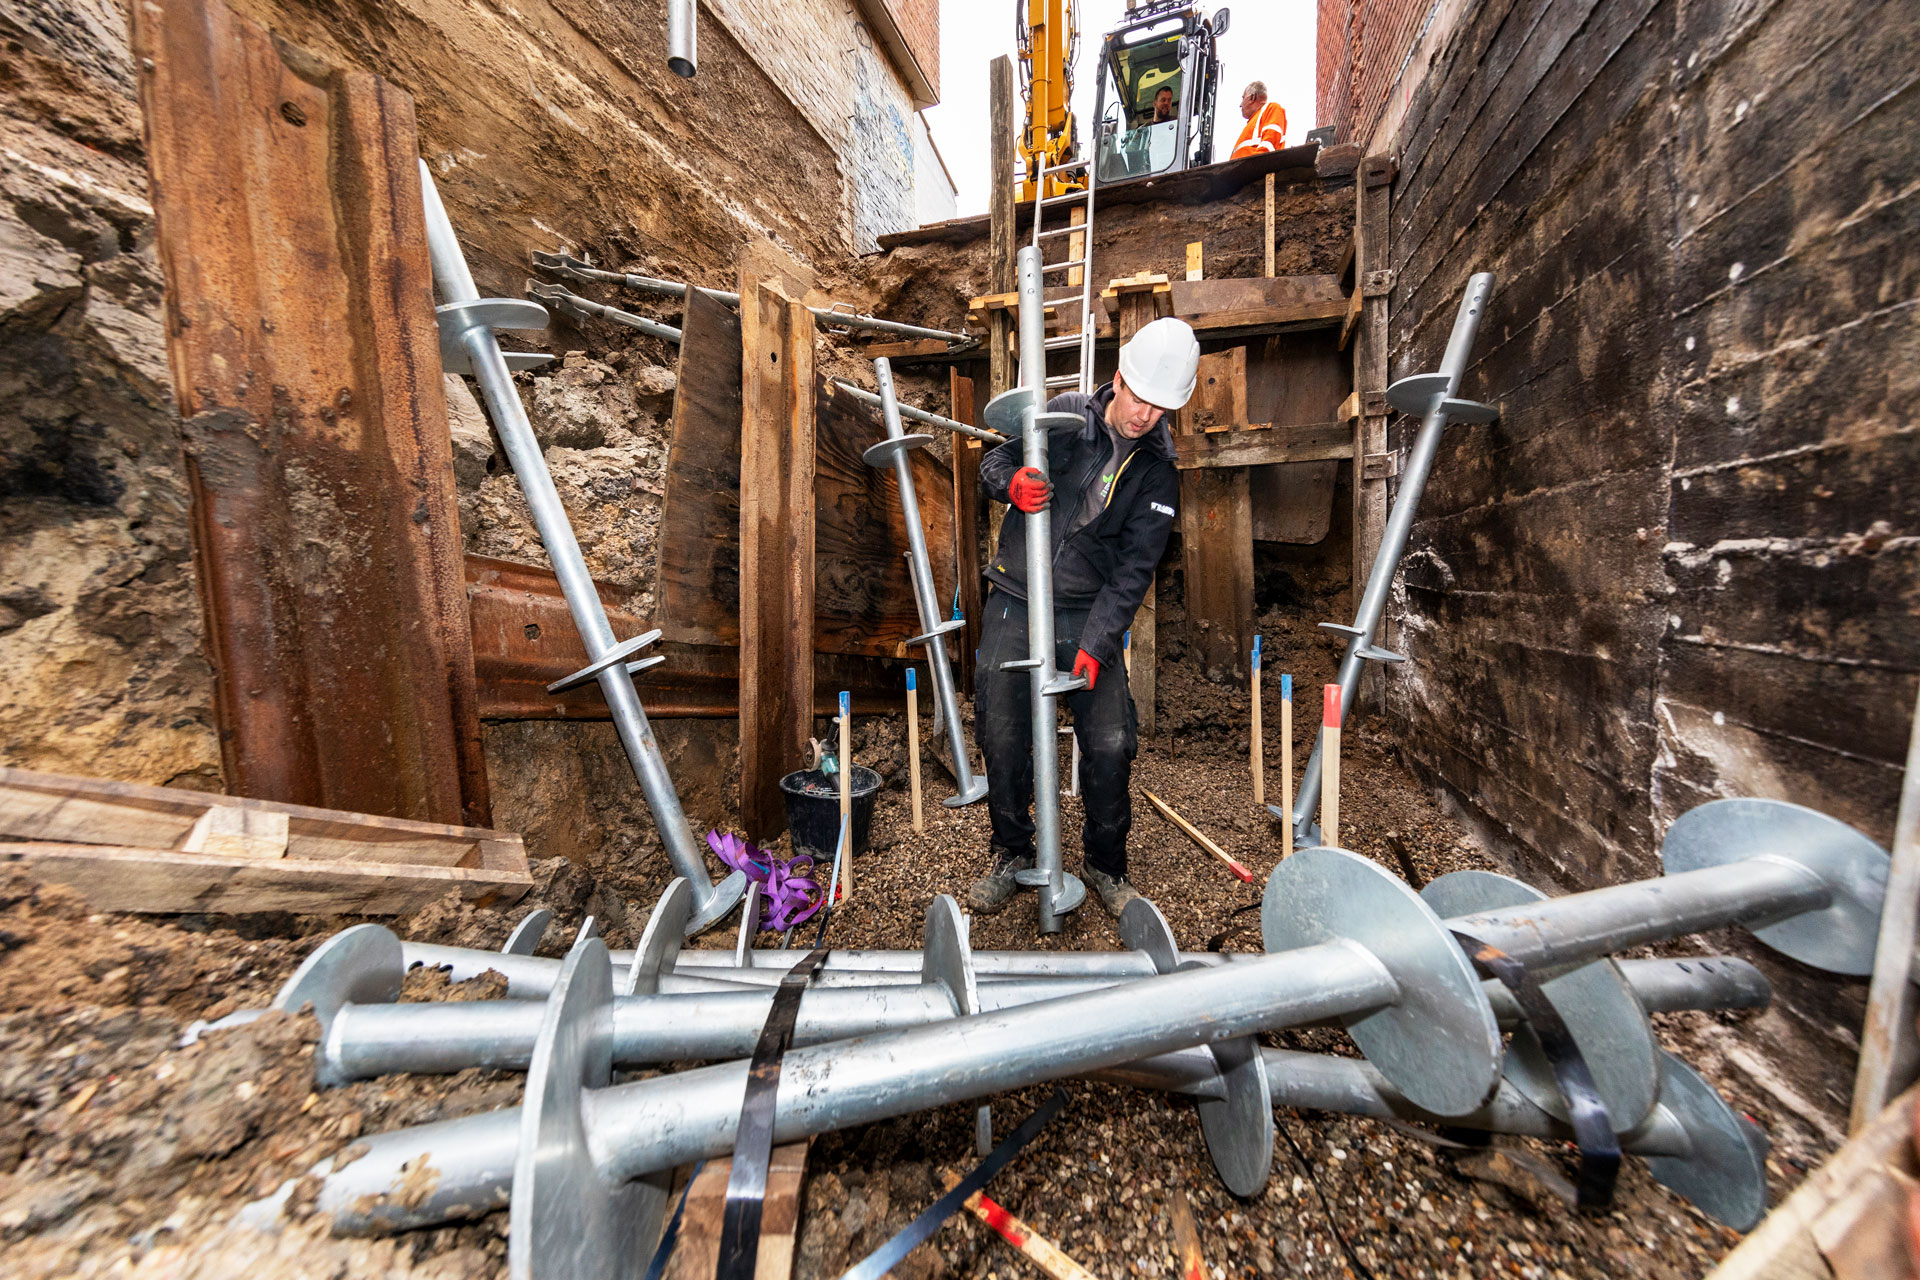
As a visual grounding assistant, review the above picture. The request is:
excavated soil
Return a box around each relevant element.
[0,619,1830,1277]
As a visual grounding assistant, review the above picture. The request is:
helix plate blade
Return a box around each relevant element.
[907,619,967,647]
[1643,1051,1769,1232]
[509,936,666,1280]
[1199,1034,1274,1197]
[273,924,403,1041]
[546,629,662,693]
[982,387,1039,438]
[1385,372,1450,417]
[941,777,990,809]
[861,434,936,467]
[503,908,553,956]
[1048,871,1086,916]
[1422,869,1658,1132]
[1263,847,1501,1116]
[684,869,751,939]
[624,878,691,996]
[921,895,979,1016]
[436,298,550,375]
[1662,797,1888,975]
[1117,897,1180,975]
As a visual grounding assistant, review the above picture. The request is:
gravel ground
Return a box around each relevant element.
[0,602,1822,1276]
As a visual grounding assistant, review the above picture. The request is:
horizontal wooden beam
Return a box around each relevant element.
[1174,421,1354,470]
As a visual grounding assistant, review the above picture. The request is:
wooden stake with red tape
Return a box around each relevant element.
[939,1171,1096,1280]
[1144,789,1255,883]
[1323,683,1342,848]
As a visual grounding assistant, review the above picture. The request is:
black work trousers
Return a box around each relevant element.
[974,590,1138,878]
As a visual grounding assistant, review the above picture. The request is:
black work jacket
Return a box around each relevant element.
[980,383,1180,670]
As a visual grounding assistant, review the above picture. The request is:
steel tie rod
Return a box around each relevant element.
[1282,271,1502,845]
[530,250,975,347]
[419,165,744,938]
[864,358,988,808]
[981,245,1088,930]
[527,280,682,344]
[829,378,1007,445]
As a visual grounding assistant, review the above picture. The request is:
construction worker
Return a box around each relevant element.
[1230,80,1287,158]
[967,318,1201,918]
[1151,84,1177,123]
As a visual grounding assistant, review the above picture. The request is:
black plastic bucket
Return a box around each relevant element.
[779,766,883,860]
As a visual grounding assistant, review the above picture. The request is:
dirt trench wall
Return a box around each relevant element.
[1380,0,1918,1136]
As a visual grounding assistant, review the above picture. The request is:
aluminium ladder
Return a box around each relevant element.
[1027,151,1099,397]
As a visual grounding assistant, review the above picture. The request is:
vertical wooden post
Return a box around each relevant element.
[1352,155,1395,707]
[1068,205,1087,288]
[133,0,488,826]
[949,369,984,685]
[1185,241,1204,281]
[737,276,816,840]
[988,56,1019,399]
[1264,173,1277,278]
[1112,278,1172,734]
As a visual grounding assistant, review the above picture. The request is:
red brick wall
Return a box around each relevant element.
[1317,0,1432,146]
[884,0,939,102]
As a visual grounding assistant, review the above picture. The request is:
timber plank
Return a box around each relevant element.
[658,288,745,647]
[662,1143,810,1280]
[813,384,957,660]
[0,766,529,873]
[1174,423,1353,469]
[1248,331,1346,544]
[132,0,488,827]
[2,844,531,915]
[738,278,817,840]
[1189,348,1248,431]
[1179,470,1255,680]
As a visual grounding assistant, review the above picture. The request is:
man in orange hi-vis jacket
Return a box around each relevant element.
[1230,80,1287,158]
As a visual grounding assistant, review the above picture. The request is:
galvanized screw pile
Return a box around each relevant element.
[864,358,988,807]
[419,165,744,937]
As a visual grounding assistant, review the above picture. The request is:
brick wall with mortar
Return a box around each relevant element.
[1316,0,1447,147]
[707,0,932,251]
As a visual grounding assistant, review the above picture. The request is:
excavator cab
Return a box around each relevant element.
[1092,1,1229,183]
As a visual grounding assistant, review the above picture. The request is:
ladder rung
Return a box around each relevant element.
[1044,374,1082,387]
[1040,260,1082,273]
[1043,334,1084,350]
[1039,191,1091,208]
[1037,225,1084,240]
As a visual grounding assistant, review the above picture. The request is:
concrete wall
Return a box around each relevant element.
[1378,0,1918,1136]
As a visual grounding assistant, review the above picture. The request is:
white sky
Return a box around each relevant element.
[922,1,1319,218]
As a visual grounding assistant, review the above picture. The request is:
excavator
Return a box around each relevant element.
[1016,0,1232,200]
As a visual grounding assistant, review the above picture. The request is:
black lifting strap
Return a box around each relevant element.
[715,945,832,1280]
[1450,930,1622,1210]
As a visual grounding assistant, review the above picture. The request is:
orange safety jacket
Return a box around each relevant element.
[1231,100,1287,158]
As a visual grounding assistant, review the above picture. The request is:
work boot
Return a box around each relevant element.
[1084,866,1142,918]
[967,849,1035,914]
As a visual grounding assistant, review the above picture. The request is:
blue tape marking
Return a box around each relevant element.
[906,669,917,691]
[839,690,850,717]
[1281,673,1293,700]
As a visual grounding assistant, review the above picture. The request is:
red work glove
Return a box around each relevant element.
[1072,648,1100,691]
[1007,466,1052,513]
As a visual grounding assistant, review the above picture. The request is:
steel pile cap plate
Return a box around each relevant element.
[1263,847,1501,1116]
[685,868,751,938]
[624,878,692,995]
[1662,797,1888,975]
[1422,869,1659,1132]
[1123,899,1273,1196]
[861,433,936,467]
[273,923,403,1038]
[1642,1051,1769,1232]
[941,777,990,809]
[921,895,979,1015]
[509,936,666,1279]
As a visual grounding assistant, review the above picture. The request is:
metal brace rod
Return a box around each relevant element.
[528,281,682,344]
[868,358,989,808]
[420,165,744,938]
[830,378,1008,445]
[1283,272,1501,845]
[531,250,975,347]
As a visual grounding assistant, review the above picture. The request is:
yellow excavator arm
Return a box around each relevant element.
[1016,0,1085,200]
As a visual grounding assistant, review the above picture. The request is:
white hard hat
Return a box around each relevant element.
[1117,316,1201,410]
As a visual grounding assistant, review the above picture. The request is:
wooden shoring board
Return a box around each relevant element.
[1173,422,1353,470]
[0,765,528,872]
[1179,469,1255,682]
[132,0,489,828]
[657,288,746,648]
[1114,282,1172,735]
[466,556,916,720]
[813,385,957,660]
[988,56,1018,398]
[1248,331,1348,545]
[1188,347,1248,431]
[1095,275,1346,340]
[663,1143,811,1280]
[3,844,530,916]
[951,370,985,687]
[738,278,817,840]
